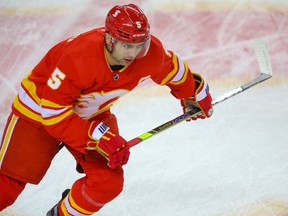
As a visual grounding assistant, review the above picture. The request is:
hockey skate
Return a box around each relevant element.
[46,189,70,216]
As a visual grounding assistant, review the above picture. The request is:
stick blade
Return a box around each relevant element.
[253,39,273,77]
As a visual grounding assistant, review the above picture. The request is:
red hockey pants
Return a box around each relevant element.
[0,111,124,215]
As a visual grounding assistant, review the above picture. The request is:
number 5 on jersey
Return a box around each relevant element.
[47,68,66,89]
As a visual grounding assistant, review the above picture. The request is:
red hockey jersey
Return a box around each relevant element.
[12,28,196,153]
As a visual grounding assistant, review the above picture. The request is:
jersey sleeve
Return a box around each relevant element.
[148,37,197,99]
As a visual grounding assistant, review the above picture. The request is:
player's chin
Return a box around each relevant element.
[123,58,135,65]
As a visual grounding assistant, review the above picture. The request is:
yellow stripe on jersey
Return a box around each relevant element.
[13,96,42,123]
[15,74,75,126]
[170,60,189,85]
[13,74,44,123]
[14,84,74,126]
[41,98,74,126]
[160,53,189,86]
[160,53,179,85]
[41,98,72,109]
[21,73,41,105]
[41,108,74,126]
[0,115,18,167]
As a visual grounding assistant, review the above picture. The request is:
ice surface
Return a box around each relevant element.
[0,0,288,215]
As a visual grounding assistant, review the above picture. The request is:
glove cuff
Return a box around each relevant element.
[181,73,213,119]
[89,121,110,140]
[195,78,209,102]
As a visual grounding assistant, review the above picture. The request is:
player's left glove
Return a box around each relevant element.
[181,73,213,121]
[87,122,130,169]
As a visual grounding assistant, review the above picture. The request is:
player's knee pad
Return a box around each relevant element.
[74,166,124,205]
[84,166,124,203]
[0,173,26,210]
[60,169,123,215]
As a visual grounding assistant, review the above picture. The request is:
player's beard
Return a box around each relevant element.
[110,52,135,66]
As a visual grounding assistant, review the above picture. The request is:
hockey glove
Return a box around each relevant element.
[181,73,213,121]
[88,122,130,169]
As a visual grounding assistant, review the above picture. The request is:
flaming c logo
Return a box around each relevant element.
[73,89,129,120]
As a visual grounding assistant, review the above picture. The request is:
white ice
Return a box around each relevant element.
[0,0,288,215]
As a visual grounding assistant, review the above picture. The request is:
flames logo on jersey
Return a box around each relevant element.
[73,89,129,120]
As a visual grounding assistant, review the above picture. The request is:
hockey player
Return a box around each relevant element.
[0,4,213,216]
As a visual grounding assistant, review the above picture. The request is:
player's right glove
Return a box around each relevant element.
[181,73,213,121]
[88,122,130,169]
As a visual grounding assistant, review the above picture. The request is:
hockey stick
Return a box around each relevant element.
[128,39,273,147]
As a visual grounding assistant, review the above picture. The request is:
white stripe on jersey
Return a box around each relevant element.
[18,85,41,114]
[171,53,186,83]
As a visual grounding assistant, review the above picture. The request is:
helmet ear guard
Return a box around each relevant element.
[104,33,116,53]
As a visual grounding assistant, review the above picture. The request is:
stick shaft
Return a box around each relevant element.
[128,39,272,147]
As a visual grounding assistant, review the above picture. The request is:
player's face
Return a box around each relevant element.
[111,41,146,66]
